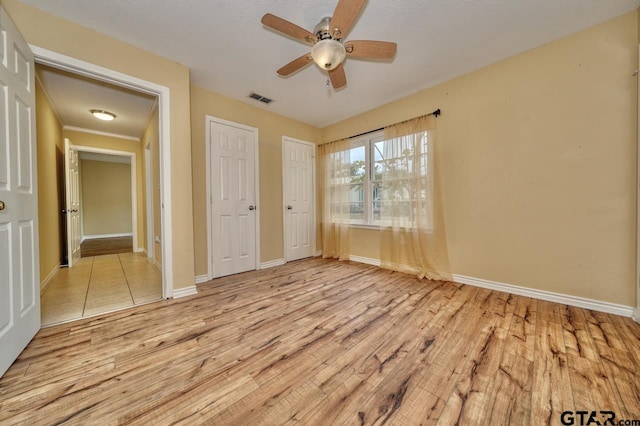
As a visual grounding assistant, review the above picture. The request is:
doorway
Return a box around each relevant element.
[74,148,136,258]
[34,49,171,325]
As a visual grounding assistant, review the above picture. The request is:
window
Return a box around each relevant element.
[326,129,431,227]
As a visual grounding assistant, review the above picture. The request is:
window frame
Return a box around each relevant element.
[327,129,433,230]
[345,130,386,228]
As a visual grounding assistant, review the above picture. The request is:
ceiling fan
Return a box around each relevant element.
[261,0,397,89]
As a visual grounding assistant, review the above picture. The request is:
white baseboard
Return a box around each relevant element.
[347,255,380,267]
[452,274,635,318]
[342,255,635,318]
[316,250,322,257]
[195,275,209,285]
[134,247,145,253]
[40,263,60,293]
[173,285,197,299]
[82,233,133,241]
[260,258,285,269]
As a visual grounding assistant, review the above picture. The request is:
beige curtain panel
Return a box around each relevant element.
[319,138,352,260]
[319,113,450,281]
[380,115,451,280]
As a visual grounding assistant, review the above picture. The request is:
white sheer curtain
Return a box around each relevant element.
[319,138,352,260]
[379,115,451,280]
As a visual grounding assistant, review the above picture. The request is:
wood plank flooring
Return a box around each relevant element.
[1,258,638,425]
[81,236,133,257]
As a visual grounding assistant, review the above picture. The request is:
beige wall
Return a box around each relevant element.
[35,78,64,283]
[80,160,132,236]
[190,86,320,276]
[63,130,145,248]
[140,107,162,266]
[322,12,638,307]
[19,0,640,306]
[3,0,195,289]
[637,6,640,314]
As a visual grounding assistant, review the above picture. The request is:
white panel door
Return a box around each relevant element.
[0,6,40,377]
[209,120,257,278]
[283,137,315,261]
[64,138,81,267]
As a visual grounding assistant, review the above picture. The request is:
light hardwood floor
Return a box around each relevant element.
[80,236,133,258]
[41,253,162,326]
[2,258,639,425]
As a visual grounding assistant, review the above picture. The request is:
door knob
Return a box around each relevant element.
[0,200,4,211]
[287,205,293,210]
[248,205,256,210]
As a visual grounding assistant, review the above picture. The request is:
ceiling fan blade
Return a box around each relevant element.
[329,64,347,89]
[261,13,317,44]
[345,40,397,59]
[329,0,366,39]
[277,53,313,76]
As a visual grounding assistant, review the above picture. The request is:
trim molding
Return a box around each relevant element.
[82,233,133,241]
[173,285,197,299]
[260,259,286,269]
[452,274,635,318]
[344,255,635,318]
[347,255,380,267]
[72,144,138,253]
[32,44,174,302]
[64,125,140,142]
[195,275,209,285]
[40,263,60,292]
[316,250,323,257]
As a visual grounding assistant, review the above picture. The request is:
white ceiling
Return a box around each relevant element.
[36,64,156,140]
[26,0,640,128]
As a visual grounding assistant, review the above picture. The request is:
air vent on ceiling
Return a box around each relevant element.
[248,92,273,104]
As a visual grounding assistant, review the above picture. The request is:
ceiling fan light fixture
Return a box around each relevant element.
[311,39,346,71]
[90,109,116,121]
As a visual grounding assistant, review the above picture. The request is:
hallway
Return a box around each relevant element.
[41,253,162,326]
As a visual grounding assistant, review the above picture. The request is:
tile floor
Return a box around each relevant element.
[41,253,162,326]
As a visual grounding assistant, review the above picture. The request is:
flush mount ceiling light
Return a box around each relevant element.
[90,109,116,121]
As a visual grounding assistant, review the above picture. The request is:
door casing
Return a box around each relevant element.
[74,146,137,249]
[31,45,173,298]
[145,145,154,260]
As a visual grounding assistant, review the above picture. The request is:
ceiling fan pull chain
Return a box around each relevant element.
[326,78,330,88]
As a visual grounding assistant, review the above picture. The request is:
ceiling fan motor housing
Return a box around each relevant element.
[314,17,337,40]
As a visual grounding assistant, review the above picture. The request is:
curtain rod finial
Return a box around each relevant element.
[432,109,441,117]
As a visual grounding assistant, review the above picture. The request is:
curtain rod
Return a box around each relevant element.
[333,108,441,142]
